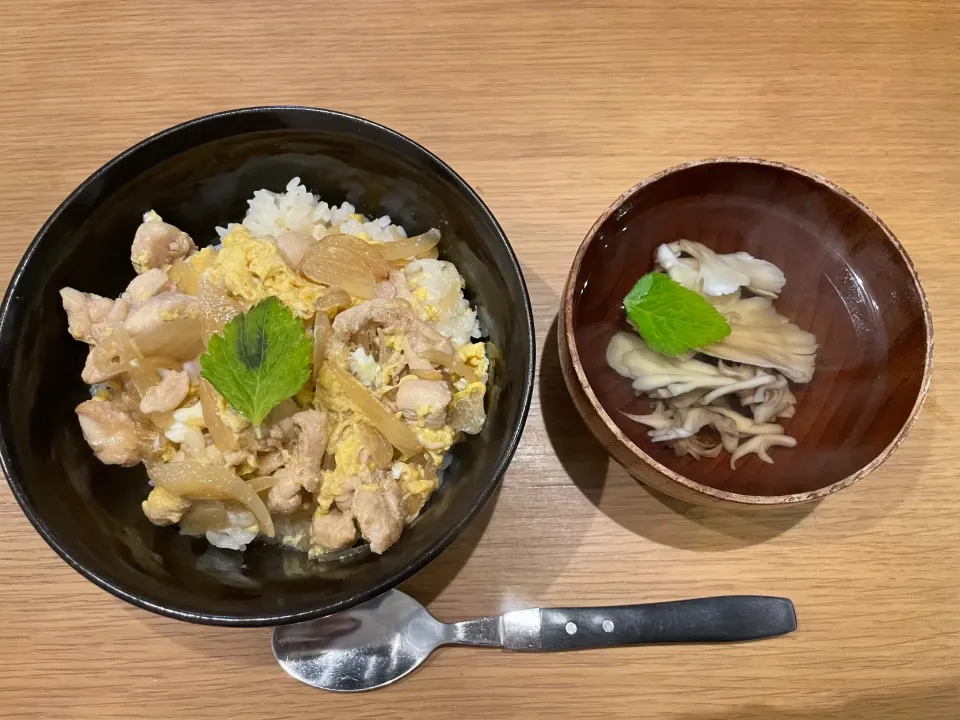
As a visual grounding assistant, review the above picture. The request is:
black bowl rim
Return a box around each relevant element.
[0,105,536,626]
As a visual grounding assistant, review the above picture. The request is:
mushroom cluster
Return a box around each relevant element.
[607,240,818,468]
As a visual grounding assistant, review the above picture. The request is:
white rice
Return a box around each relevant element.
[206,508,259,550]
[218,177,407,243]
[404,259,481,348]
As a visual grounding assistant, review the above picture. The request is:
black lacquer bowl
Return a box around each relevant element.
[0,107,535,626]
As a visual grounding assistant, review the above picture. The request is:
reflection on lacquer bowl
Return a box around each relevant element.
[559,157,932,507]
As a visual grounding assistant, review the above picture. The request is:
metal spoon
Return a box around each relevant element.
[272,589,797,692]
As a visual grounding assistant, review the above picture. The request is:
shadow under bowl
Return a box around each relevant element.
[559,157,932,507]
[0,106,535,625]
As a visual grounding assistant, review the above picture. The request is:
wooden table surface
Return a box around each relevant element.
[1,1,958,717]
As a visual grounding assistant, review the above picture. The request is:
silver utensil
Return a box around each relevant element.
[272,589,797,692]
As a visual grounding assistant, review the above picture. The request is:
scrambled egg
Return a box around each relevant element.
[458,343,489,380]
[392,461,437,519]
[316,422,369,512]
[294,383,315,407]
[414,425,457,465]
[452,382,486,406]
[141,487,190,525]
[316,364,355,414]
[205,227,324,317]
[187,247,216,274]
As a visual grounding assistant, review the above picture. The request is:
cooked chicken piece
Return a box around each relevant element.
[142,487,191,526]
[311,508,359,552]
[60,288,115,344]
[332,298,454,356]
[93,298,132,344]
[81,348,113,385]
[139,370,189,414]
[83,299,133,345]
[267,466,314,514]
[268,417,297,444]
[352,474,404,554]
[257,449,285,476]
[75,399,144,466]
[396,378,451,429]
[292,410,328,471]
[237,427,280,453]
[265,410,328,513]
[401,337,434,372]
[390,270,414,303]
[105,297,130,321]
[123,268,172,308]
[131,220,196,274]
[202,443,225,465]
[334,474,357,514]
[223,449,255,467]
[449,383,486,435]
[124,292,199,336]
[374,280,396,299]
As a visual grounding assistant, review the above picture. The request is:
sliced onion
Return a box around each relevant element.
[328,362,420,457]
[357,422,394,468]
[148,410,175,430]
[199,378,239,453]
[410,367,443,381]
[313,311,330,382]
[180,427,206,455]
[126,360,161,397]
[378,228,441,261]
[143,356,182,371]
[276,231,313,270]
[246,474,280,493]
[199,278,241,343]
[87,324,142,381]
[180,500,229,536]
[147,461,274,537]
[300,244,376,299]
[169,259,200,295]
[315,287,352,317]
[434,284,459,315]
[322,233,392,280]
[133,317,204,360]
[422,347,477,383]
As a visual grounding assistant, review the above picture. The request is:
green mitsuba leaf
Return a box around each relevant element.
[623,273,731,356]
[199,296,312,427]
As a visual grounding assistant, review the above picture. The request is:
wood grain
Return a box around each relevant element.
[1,0,958,717]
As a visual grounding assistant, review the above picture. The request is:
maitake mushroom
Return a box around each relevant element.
[656,240,786,299]
[700,296,817,384]
[608,239,815,468]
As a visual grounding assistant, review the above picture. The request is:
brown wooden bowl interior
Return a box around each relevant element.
[564,158,932,502]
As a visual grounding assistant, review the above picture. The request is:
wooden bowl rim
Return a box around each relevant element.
[562,156,934,506]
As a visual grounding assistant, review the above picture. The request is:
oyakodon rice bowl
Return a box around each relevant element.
[60,178,491,559]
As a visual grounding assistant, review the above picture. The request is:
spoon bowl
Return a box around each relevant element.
[272,591,445,692]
